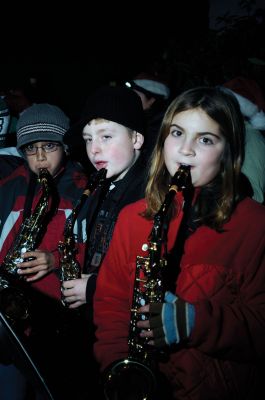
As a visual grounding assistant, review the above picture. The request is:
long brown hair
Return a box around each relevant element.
[144,86,245,230]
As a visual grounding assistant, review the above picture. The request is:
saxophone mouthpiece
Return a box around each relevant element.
[38,168,48,178]
[171,165,192,192]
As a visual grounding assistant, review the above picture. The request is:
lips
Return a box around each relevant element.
[177,163,192,169]
[95,161,107,169]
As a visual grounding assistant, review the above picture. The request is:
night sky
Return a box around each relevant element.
[1,0,264,118]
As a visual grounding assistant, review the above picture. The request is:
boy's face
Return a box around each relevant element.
[23,141,65,177]
[82,120,144,180]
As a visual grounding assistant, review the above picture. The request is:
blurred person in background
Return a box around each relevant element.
[125,72,171,159]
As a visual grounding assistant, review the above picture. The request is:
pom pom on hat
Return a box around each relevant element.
[16,103,70,151]
[223,77,265,130]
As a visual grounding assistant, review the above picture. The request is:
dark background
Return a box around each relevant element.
[1,0,265,120]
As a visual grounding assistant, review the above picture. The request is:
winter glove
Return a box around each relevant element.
[149,291,195,347]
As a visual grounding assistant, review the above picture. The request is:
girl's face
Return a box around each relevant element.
[82,120,144,180]
[164,108,226,187]
[24,141,65,177]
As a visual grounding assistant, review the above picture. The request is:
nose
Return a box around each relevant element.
[179,138,195,157]
[36,148,46,160]
[89,140,101,155]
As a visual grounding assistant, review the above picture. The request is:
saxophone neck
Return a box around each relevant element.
[63,168,107,237]
[85,168,107,195]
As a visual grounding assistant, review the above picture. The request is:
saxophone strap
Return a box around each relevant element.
[164,188,195,292]
[84,174,137,273]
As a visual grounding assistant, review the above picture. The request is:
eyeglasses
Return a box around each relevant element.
[23,143,62,156]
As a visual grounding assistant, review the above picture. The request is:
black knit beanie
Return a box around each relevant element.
[64,86,145,145]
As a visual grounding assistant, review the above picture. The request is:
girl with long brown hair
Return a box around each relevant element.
[94,87,265,400]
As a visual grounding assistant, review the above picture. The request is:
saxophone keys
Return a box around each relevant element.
[142,243,148,251]
[140,298,146,306]
[136,277,147,283]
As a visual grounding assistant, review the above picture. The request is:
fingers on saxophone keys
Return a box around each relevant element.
[61,284,70,293]
[139,328,153,338]
[61,285,68,307]
[61,296,68,307]
[137,318,150,329]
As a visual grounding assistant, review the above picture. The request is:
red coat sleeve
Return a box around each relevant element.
[94,200,151,371]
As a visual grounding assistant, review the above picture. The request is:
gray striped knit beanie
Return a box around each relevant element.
[16,103,70,151]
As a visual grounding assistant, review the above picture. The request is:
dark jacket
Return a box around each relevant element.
[0,155,24,179]
[77,154,148,304]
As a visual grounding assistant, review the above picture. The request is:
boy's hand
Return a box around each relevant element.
[17,250,55,282]
[61,274,89,308]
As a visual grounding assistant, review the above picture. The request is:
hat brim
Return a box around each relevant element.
[128,81,165,100]
[17,132,65,150]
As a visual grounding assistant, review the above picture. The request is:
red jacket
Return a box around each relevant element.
[0,160,88,300]
[94,194,265,399]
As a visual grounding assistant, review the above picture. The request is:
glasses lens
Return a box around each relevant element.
[24,143,61,155]
[43,143,59,152]
[24,145,36,155]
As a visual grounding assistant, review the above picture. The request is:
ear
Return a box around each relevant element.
[133,131,144,150]
[63,144,69,155]
[146,97,156,109]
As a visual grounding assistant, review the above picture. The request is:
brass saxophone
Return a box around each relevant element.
[58,168,107,306]
[0,168,53,326]
[103,165,191,400]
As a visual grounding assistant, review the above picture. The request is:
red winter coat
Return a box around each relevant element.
[94,194,265,399]
[0,160,88,300]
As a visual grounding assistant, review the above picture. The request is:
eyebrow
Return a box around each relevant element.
[83,127,114,136]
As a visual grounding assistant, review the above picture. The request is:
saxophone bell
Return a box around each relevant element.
[103,358,156,400]
[0,286,30,327]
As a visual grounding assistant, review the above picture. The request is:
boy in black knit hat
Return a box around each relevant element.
[62,85,146,308]
[60,86,147,398]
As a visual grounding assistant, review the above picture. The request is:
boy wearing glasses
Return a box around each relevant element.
[0,103,88,288]
[0,103,88,399]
